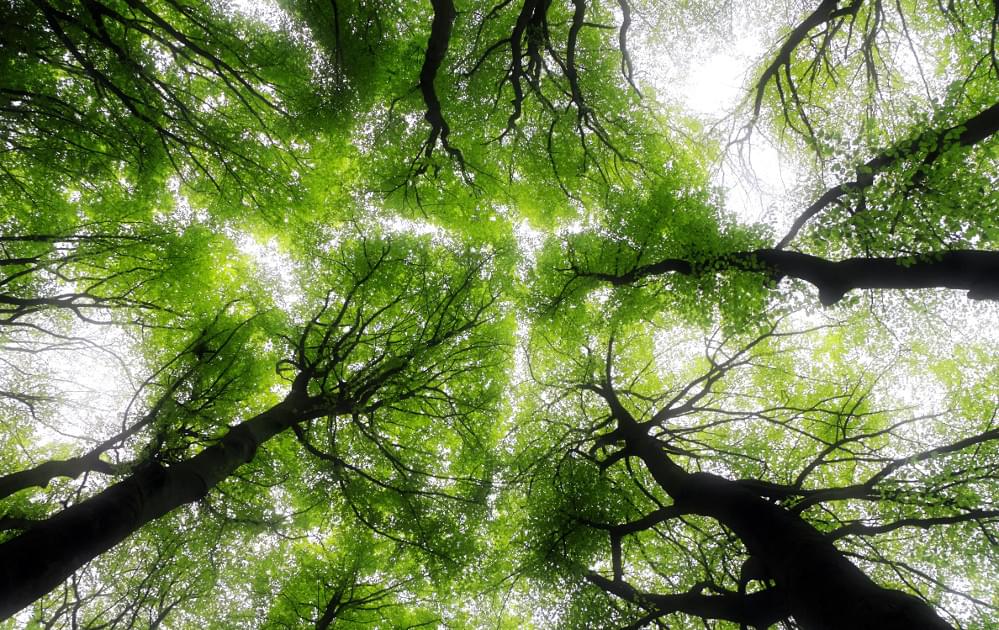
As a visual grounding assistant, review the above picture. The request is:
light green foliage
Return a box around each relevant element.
[2,0,998,628]
[531,176,772,333]
[754,0,999,258]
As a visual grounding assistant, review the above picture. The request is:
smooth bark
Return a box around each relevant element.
[419,0,462,162]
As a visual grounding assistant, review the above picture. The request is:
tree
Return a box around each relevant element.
[1,0,997,628]
[513,312,996,628]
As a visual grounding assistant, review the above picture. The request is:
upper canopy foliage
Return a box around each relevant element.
[1,0,998,628]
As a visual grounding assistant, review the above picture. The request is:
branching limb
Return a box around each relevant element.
[575,248,999,305]
[777,99,999,249]
[584,571,788,628]
[0,456,116,502]
[792,426,999,512]
[828,509,999,540]
[748,0,865,133]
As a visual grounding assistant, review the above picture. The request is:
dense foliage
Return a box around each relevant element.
[1,0,997,628]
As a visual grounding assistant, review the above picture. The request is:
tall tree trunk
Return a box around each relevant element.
[623,426,954,630]
[0,391,321,620]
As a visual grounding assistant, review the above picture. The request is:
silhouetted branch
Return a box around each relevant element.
[777,100,999,249]
[574,248,999,305]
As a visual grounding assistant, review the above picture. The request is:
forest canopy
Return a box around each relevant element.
[1,0,998,628]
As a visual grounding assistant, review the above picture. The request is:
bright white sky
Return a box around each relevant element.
[632,4,805,232]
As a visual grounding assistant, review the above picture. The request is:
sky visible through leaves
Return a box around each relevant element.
[2,0,999,628]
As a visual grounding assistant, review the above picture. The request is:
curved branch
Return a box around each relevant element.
[584,571,788,628]
[792,426,999,512]
[616,0,639,93]
[828,509,999,541]
[750,0,862,126]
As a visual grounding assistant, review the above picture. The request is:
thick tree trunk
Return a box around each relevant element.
[624,427,953,630]
[0,392,320,620]
[602,249,999,305]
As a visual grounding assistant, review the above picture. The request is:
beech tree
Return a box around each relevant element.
[1,0,997,628]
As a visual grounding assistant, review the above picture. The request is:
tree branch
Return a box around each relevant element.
[584,571,788,627]
[828,509,999,540]
[777,99,999,249]
[420,0,464,165]
[579,249,999,305]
